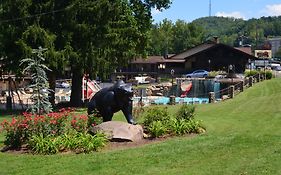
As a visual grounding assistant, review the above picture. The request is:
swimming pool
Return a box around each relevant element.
[133,97,209,105]
[153,97,209,105]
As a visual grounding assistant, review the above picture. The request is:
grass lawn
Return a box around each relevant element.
[1,78,281,174]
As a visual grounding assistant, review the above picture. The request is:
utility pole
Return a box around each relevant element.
[209,0,212,17]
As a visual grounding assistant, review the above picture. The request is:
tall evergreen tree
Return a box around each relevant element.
[20,47,53,114]
[0,0,172,107]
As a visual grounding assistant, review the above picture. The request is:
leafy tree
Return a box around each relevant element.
[0,1,68,106]
[172,20,204,53]
[0,0,32,75]
[148,19,173,56]
[0,0,172,107]
[148,19,205,55]
[63,0,172,106]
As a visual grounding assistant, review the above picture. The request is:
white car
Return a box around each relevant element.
[135,76,150,84]
[61,82,70,88]
[56,82,70,88]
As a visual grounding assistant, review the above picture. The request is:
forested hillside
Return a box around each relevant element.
[193,16,281,47]
[148,16,281,56]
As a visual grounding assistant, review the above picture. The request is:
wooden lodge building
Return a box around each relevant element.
[114,39,256,81]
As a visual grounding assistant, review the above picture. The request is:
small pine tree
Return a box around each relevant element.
[20,47,53,114]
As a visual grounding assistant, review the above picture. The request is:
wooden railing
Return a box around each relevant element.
[209,73,266,103]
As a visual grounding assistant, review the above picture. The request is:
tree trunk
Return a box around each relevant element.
[12,79,24,110]
[70,67,83,107]
[48,71,56,107]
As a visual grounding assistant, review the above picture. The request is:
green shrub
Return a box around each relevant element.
[140,106,206,138]
[208,71,224,77]
[265,70,273,79]
[244,70,259,77]
[176,104,195,121]
[148,121,167,138]
[169,118,190,135]
[169,118,205,135]
[142,107,171,127]
[244,70,273,79]
[75,132,107,153]
[28,134,61,154]
[187,120,205,133]
[28,131,107,154]
[60,131,78,150]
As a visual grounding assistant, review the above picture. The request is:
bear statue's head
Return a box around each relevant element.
[114,80,133,103]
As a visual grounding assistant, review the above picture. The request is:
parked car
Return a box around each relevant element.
[184,70,209,78]
[134,76,150,84]
[56,81,70,88]
[274,66,281,71]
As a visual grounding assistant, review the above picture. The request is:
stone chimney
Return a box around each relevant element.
[213,36,219,44]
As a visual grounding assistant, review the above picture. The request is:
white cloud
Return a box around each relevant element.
[264,4,281,16]
[215,11,246,19]
[151,8,161,16]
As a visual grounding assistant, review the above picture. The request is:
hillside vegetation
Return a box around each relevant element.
[192,16,281,48]
[149,16,281,56]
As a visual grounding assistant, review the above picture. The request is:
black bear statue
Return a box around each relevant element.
[87,80,136,124]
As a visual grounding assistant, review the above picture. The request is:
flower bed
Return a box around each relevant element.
[0,108,107,154]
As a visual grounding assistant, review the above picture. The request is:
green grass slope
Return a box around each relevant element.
[1,78,281,175]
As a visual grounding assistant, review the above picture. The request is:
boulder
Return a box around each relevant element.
[92,121,144,142]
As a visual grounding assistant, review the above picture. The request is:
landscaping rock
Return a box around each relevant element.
[92,121,144,142]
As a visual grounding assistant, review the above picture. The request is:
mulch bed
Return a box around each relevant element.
[105,133,197,151]
[0,137,170,154]
[1,134,198,154]
[105,137,169,151]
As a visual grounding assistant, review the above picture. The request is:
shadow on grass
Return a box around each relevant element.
[0,102,87,118]
[0,110,24,118]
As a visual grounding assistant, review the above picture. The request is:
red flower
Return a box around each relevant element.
[50,120,57,125]
[71,119,77,124]
[10,117,17,126]
[19,123,29,129]
[79,115,88,121]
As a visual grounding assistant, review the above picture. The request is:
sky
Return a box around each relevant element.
[152,0,281,23]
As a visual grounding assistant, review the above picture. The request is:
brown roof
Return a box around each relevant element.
[171,43,215,59]
[235,47,252,55]
[131,56,164,64]
[162,59,185,63]
[131,54,184,64]
[171,43,256,60]
[131,42,256,64]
